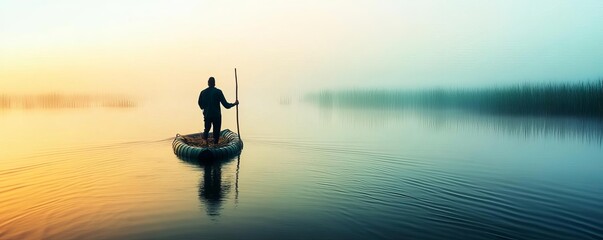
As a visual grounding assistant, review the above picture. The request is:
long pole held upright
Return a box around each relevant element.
[235,69,241,202]
[235,68,240,140]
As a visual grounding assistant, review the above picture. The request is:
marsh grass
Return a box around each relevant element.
[306,80,603,117]
[0,93,136,109]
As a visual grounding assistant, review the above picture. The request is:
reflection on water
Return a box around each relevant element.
[306,100,603,144]
[201,162,227,216]
[0,93,136,109]
[1,96,602,239]
[179,156,241,218]
[420,111,603,144]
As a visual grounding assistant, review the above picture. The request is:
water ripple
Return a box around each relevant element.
[246,136,603,239]
[0,139,193,240]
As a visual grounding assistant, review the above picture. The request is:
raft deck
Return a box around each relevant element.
[173,129,243,160]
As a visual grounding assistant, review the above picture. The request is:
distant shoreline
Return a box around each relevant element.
[0,93,136,109]
[305,80,603,117]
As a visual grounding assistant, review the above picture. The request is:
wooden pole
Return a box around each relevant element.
[234,68,241,204]
[235,68,240,140]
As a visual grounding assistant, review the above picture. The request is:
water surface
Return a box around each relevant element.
[0,97,602,239]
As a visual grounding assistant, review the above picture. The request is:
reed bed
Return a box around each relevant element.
[0,93,136,109]
[306,80,603,117]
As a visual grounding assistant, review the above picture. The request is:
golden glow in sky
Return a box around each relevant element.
[2,0,603,96]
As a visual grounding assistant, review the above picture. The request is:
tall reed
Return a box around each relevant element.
[305,80,603,117]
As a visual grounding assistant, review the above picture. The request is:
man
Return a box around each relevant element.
[198,77,239,144]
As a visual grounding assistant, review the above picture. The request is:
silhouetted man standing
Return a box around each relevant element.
[198,77,239,144]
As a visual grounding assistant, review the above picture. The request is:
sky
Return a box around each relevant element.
[1,0,603,98]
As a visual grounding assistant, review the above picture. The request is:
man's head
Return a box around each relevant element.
[208,77,215,87]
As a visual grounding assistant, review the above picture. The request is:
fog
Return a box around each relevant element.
[2,0,603,100]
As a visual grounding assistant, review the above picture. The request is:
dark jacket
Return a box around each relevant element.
[198,86,235,118]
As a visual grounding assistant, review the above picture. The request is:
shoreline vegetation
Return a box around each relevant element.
[305,80,603,117]
[0,93,136,109]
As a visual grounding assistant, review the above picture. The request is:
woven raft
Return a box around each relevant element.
[172,129,243,160]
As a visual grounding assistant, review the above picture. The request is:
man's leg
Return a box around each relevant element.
[213,115,222,144]
[202,116,212,140]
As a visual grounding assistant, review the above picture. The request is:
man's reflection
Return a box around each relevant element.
[179,155,241,217]
[198,160,230,216]
[190,156,240,217]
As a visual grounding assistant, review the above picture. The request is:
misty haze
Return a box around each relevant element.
[1,1,602,239]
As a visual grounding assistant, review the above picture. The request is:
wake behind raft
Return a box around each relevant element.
[172,129,243,160]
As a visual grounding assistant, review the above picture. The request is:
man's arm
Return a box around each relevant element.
[198,91,204,109]
[218,90,236,109]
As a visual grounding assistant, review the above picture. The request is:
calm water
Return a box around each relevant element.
[1,96,602,240]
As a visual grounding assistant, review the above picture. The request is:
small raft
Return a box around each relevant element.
[173,129,243,160]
